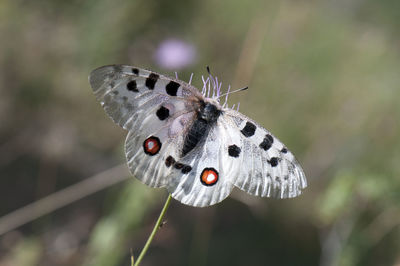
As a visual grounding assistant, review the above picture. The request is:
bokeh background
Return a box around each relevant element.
[1,0,400,265]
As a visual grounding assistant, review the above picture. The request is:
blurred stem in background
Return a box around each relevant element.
[0,165,130,236]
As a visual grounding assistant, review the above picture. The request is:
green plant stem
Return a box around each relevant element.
[134,194,172,266]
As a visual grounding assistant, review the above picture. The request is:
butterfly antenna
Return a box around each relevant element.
[175,72,178,79]
[207,66,216,98]
[219,86,248,99]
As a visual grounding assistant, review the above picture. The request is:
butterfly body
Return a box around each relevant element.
[182,99,221,157]
[90,65,307,207]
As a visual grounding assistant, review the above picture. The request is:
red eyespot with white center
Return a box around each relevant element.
[143,136,161,156]
[200,168,219,186]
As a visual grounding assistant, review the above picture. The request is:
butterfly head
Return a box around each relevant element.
[198,99,222,123]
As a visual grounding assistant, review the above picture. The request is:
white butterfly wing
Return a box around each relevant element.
[89,65,199,187]
[124,110,198,188]
[221,109,307,199]
[89,65,201,131]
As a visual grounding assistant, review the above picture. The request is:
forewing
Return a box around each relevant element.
[125,110,196,187]
[222,109,307,199]
[89,64,201,130]
[89,64,203,188]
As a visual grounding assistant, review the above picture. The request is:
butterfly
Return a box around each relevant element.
[89,65,307,207]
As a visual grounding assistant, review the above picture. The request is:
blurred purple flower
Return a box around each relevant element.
[155,39,196,69]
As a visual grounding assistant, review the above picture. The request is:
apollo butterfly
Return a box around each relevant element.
[89,65,307,207]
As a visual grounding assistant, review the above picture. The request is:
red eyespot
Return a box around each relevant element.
[200,168,219,186]
[143,136,161,155]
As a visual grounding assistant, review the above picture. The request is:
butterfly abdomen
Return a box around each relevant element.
[181,101,222,157]
[182,118,208,157]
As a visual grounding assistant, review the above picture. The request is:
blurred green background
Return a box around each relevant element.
[1,0,400,265]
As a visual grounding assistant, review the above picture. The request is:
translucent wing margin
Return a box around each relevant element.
[89,64,201,131]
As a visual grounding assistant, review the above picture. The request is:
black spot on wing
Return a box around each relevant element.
[127,80,138,92]
[174,162,192,174]
[145,73,159,90]
[181,165,192,174]
[166,81,180,96]
[165,156,176,167]
[165,156,192,174]
[259,134,274,151]
[241,122,256,137]
[156,106,169,121]
[132,68,139,75]
[228,145,241,158]
[268,157,279,167]
[281,148,288,153]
